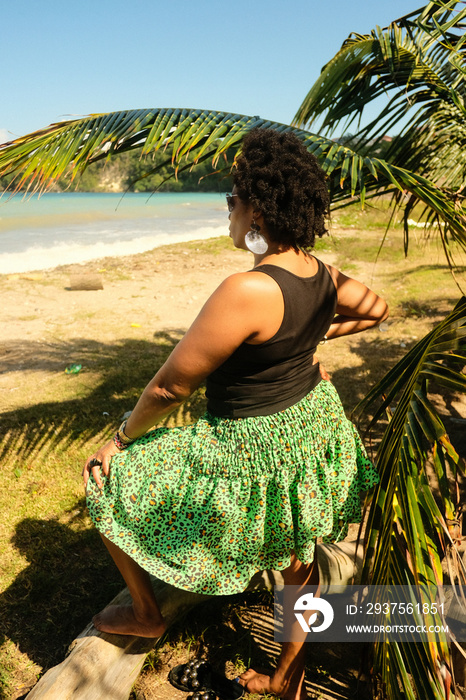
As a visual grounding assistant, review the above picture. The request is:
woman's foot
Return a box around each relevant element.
[238,668,308,700]
[92,604,167,637]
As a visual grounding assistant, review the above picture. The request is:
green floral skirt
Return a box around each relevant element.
[86,380,378,595]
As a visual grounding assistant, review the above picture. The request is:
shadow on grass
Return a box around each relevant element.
[397,298,460,319]
[0,330,208,463]
[329,335,405,415]
[0,504,123,673]
[392,264,466,278]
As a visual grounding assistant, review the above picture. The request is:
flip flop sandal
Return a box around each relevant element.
[169,658,209,692]
[168,658,244,699]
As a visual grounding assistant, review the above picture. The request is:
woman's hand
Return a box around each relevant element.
[318,362,330,381]
[83,439,121,490]
[312,355,330,381]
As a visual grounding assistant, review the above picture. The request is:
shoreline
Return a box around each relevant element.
[0,191,230,275]
[1,226,229,276]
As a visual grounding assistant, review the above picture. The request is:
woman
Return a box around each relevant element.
[84,128,387,700]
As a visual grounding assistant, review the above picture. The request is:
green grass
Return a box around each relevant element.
[329,232,407,267]
[0,330,208,698]
[185,235,233,255]
[0,225,464,699]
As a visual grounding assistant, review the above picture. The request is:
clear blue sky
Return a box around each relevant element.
[1,0,424,143]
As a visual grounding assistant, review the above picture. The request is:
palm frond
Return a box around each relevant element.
[354,296,466,697]
[0,108,258,194]
[294,1,466,138]
[292,0,466,255]
[2,108,466,266]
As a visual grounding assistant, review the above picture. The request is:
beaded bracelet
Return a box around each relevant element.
[113,432,129,450]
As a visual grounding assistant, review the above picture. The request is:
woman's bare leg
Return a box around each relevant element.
[239,551,319,700]
[92,534,166,637]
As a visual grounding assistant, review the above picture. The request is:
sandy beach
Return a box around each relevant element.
[3,242,244,342]
[1,239,253,411]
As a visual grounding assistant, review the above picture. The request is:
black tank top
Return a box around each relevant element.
[205,258,338,418]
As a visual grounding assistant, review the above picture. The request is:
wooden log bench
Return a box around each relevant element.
[25,541,363,700]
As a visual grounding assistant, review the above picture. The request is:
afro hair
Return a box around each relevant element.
[233,128,329,250]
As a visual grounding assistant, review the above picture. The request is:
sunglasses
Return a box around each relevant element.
[225,193,239,212]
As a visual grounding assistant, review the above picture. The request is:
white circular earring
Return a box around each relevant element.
[245,221,268,254]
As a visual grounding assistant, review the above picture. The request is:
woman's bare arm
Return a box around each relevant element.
[325,266,389,340]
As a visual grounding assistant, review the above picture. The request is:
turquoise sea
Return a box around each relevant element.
[0,192,229,274]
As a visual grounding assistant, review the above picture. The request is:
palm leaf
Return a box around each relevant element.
[294,1,466,139]
[293,0,466,258]
[354,296,466,697]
